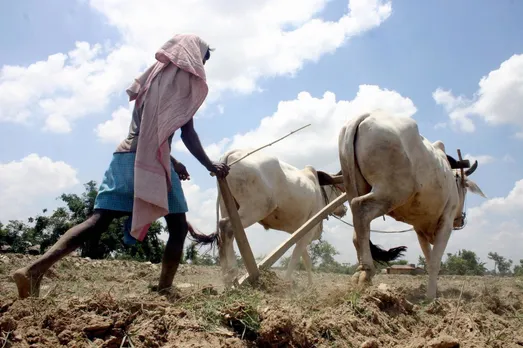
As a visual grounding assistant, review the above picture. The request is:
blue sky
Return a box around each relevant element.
[1,0,522,268]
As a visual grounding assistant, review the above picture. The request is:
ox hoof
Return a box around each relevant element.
[426,291,437,300]
[351,272,360,285]
[352,270,373,287]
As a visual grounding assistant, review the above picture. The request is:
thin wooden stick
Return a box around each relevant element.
[210,123,311,176]
[457,149,465,185]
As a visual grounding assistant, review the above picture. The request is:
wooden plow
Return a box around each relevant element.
[217,175,347,286]
[226,174,346,286]
[236,189,347,285]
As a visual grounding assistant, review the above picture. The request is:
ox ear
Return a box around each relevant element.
[335,169,342,176]
[317,171,335,186]
[465,179,487,198]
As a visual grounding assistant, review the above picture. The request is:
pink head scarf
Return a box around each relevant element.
[126,34,210,241]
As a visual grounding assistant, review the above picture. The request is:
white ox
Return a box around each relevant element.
[338,110,486,299]
[192,148,351,286]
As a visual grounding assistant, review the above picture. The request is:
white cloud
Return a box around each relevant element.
[0,42,146,132]
[464,153,495,165]
[0,0,393,133]
[0,154,79,221]
[95,105,132,144]
[433,54,523,135]
[447,179,523,266]
[434,122,447,130]
[205,84,417,172]
[89,0,391,99]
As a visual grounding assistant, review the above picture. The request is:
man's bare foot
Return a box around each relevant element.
[12,268,41,299]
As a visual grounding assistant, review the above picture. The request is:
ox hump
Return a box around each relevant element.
[432,140,446,152]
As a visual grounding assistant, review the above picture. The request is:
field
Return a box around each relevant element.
[1,254,523,347]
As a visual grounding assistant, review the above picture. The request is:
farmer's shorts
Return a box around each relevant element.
[93,152,188,214]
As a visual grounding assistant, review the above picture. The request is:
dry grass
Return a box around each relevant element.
[2,254,523,347]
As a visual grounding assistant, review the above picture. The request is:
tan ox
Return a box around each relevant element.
[338,110,486,299]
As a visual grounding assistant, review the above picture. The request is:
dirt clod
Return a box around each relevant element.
[361,338,380,347]
[57,329,74,344]
[427,335,460,348]
[0,315,17,333]
[82,314,113,335]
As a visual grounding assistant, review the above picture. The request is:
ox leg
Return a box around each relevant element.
[416,232,431,273]
[285,236,310,283]
[301,250,314,285]
[427,222,453,299]
[350,192,393,287]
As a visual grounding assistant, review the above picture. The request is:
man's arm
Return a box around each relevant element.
[180,119,229,178]
[180,119,213,171]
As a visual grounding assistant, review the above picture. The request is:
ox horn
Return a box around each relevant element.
[464,160,478,176]
[446,155,459,169]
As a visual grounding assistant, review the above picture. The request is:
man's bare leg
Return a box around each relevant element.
[157,213,188,292]
[12,210,121,298]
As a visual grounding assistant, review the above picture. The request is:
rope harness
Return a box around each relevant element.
[452,173,468,230]
[322,171,469,234]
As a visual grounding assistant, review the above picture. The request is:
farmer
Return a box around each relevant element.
[12,33,229,298]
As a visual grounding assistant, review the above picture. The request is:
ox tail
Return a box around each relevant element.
[187,221,219,248]
[369,240,407,264]
[338,113,372,198]
[188,151,235,250]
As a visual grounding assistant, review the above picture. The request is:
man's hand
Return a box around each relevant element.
[207,162,230,178]
[181,119,230,179]
[174,161,190,181]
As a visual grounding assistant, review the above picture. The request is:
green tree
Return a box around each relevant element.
[417,256,427,270]
[184,244,200,264]
[199,253,216,266]
[488,252,513,276]
[310,239,339,268]
[279,239,339,271]
[513,260,523,277]
[0,220,33,253]
[442,250,486,276]
[0,180,167,263]
[183,243,218,266]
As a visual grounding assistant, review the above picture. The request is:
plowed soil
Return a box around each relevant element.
[1,253,523,347]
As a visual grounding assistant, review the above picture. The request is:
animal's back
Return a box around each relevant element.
[219,148,283,198]
[340,111,456,230]
[354,111,448,189]
[219,149,321,232]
